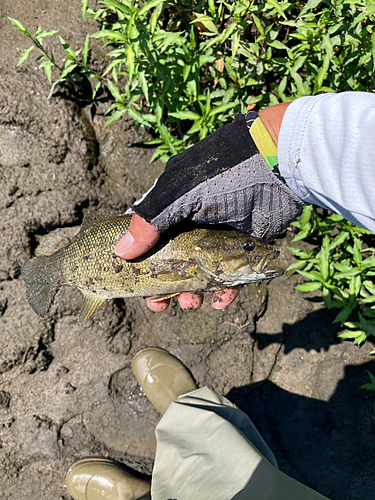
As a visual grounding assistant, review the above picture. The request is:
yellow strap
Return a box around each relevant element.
[249,117,278,169]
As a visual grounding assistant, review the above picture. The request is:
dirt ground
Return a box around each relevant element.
[1,2,375,499]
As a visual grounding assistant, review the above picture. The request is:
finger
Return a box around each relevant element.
[145,297,170,312]
[178,292,204,310]
[115,214,160,260]
[210,287,241,309]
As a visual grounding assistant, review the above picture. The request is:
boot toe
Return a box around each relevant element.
[132,348,197,414]
[65,458,150,500]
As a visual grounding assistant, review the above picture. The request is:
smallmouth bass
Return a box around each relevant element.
[21,211,283,320]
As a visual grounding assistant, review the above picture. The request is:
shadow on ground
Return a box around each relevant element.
[227,308,375,500]
[253,307,343,354]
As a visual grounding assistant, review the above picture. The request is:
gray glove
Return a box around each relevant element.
[133,114,305,241]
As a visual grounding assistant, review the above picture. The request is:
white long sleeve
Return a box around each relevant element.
[278,92,375,233]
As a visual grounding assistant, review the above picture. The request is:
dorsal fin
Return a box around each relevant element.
[80,210,108,232]
[79,290,108,320]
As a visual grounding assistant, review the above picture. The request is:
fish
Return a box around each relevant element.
[21,211,283,320]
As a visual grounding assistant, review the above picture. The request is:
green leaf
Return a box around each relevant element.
[125,44,135,81]
[127,108,151,127]
[39,60,53,84]
[231,31,240,60]
[299,205,313,227]
[90,30,127,42]
[137,0,164,17]
[361,256,375,269]
[35,30,59,40]
[286,260,306,271]
[300,0,323,16]
[159,32,185,52]
[169,111,201,120]
[329,231,349,251]
[208,101,238,117]
[287,246,312,258]
[105,108,127,126]
[268,40,288,50]
[158,123,177,155]
[59,36,78,61]
[101,0,132,15]
[107,79,123,102]
[333,307,352,324]
[295,282,322,292]
[339,330,364,339]
[138,69,149,105]
[60,61,78,79]
[187,117,204,135]
[191,15,217,33]
[252,15,264,36]
[190,15,214,24]
[82,0,88,18]
[208,0,216,18]
[47,80,62,99]
[314,53,330,93]
[297,269,322,281]
[358,311,368,331]
[182,64,191,82]
[267,0,287,20]
[83,34,90,65]
[17,45,34,66]
[360,383,375,391]
[292,223,313,242]
[363,280,375,295]
[353,237,363,265]
[319,236,330,281]
[92,81,102,100]
[8,17,31,37]
[291,71,307,96]
[366,370,375,386]
[221,22,237,43]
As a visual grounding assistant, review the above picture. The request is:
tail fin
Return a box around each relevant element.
[21,254,63,318]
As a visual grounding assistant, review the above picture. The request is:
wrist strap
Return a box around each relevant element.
[245,111,286,184]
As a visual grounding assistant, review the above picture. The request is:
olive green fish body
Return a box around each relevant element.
[22,211,283,319]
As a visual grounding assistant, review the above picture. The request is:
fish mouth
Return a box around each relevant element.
[254,256,284,278]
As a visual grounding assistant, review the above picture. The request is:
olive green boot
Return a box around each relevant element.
[132,348,197,415]
[65,458,151,500]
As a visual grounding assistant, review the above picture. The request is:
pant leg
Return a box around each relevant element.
[151,387,329,500]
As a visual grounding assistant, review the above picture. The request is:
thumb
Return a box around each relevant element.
[115,214,160,260]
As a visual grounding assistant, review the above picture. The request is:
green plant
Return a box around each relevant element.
[360,370,375,405]
[9,0,375,162]
[288,206,375,351]
[360,370,375,391]
[9,1,375,349]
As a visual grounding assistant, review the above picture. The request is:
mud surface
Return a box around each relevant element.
[1,2,375,500]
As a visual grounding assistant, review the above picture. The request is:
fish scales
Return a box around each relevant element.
[21,211,283,320]
[64,216,208,297]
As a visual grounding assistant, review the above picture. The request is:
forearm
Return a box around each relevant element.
[262,93,375,232]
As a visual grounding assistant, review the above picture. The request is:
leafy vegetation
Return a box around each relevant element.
[9,0,375,350]
[288,207,375,352]
[9,0,375,161]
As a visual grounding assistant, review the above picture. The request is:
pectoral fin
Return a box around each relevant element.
[150,260,196,282]
[80,291,108,320]
[147,292,181,302]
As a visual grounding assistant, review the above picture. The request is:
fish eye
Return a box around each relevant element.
[244,242,255,252]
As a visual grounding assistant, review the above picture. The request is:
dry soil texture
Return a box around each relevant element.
[0,2,375,500]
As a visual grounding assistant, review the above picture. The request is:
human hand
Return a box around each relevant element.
[115,213,240,312]
[115,102,299,312]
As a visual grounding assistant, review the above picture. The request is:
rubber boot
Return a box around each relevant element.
[132,348,197,414]
[65,458,151,500]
